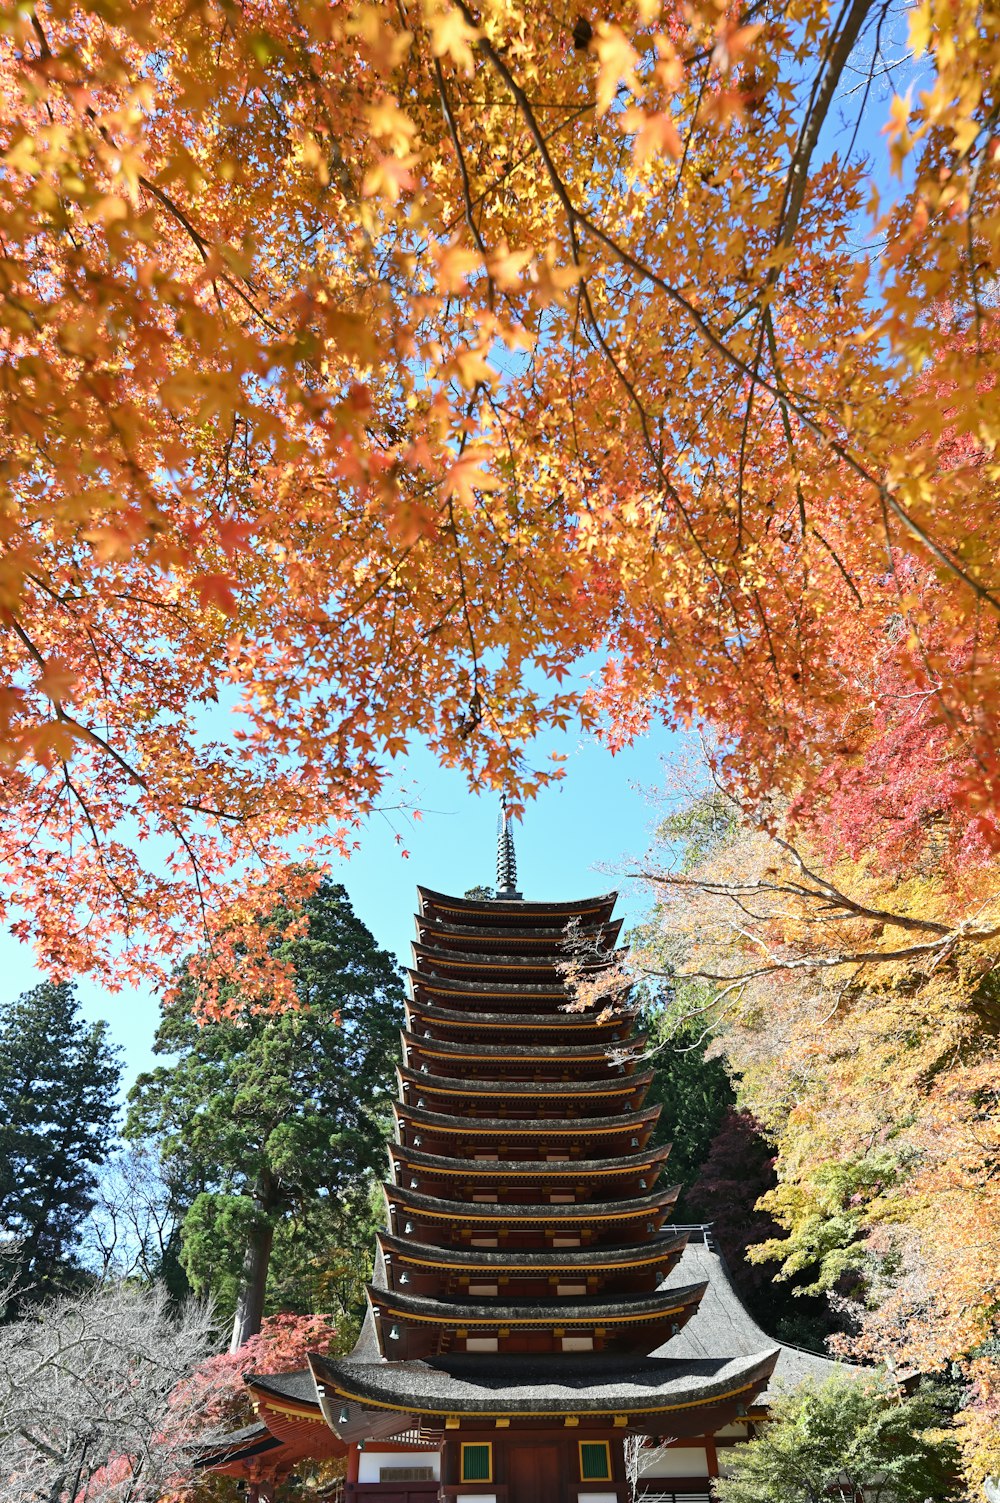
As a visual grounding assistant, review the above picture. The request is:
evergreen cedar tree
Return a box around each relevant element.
[715,1375,961,1503]
[1,0,999,1001]
[125,878,406,1349]
[0,982,121,1304]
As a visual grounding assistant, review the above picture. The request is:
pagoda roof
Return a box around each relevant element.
[389,1144,670,1183]
[662,1233,865,1404]
[397,1065,654,1100]
[377,1230,689,1274]
[401,1032,647,1066]
[196,1422,284,1470]
[384,1182,678,1225]
[405,1001,634,1033]
[309,1347,778,1423]
[408,970,573,999]
[245,1368,323,1407]
[393,1102,661,1139]
[366,1282,707,1328]
[415,916,624,949]
[417,887,618,923]
[411,943,616,975]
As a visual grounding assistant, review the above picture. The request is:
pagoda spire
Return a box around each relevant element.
[495,793,521,898]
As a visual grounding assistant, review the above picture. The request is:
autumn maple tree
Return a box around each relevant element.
[0,0,998,991]
[625,747,1000,1491]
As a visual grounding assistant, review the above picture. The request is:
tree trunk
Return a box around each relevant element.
[229,1217,274,1352]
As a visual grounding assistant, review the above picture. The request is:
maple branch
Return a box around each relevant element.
[455,9,1000,619]
[632,858,954,937]
[774,0,878,254]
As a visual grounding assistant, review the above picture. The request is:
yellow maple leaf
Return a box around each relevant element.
[593,23,639,115]
[428,4,481,72]
[442,446,501,506]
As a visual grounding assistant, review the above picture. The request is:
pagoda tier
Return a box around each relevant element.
[387,1143,671,1200]
[409,942,623,982]
[383,1181,681,1249]
[400,1033,648,1079]
[317,882,779,1481]
[405,999,637,1043]
[393,1102,662,1155]
[364,1281,709,1360]
[396,1066,655,1115]
[375,1228,691,1299]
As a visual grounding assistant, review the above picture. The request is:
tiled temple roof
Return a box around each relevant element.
[405,1000,634,1033]
[383,1182,680,1224]
[400,1032,647,1065]
[413,915,623,949]
[416,887,618,921]
[396,1065,654,1098]
[392,1101,661,1139]
[376,1229,690,1272]
[309,1347,779,1423]
[365,1281,708,1328]
[388,1143,670,1182]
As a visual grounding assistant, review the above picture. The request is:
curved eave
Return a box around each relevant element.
[414,917,624,951]
[197,1425,285,1472]
[417,887,617,923]
[401,1031,648,1066]
[385,1182,679,1225]
[367,1281,707,1328]
[309,1348,780,1422]
[393,1102,661,1139]
[245,1372,323,1418]
[411,943,618,977]
[397,1066,654,1100]
[405,1001,635,1035]
[408,969,572,1000]
[389,1144,671,1181]
[377,1229,690,1275]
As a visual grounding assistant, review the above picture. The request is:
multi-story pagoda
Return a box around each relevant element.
[307,811,778,1503]
[209,809,855,1502]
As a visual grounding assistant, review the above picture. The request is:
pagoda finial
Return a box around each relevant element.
[495,793,522,898]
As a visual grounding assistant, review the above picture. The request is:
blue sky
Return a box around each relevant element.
[0,723,684,1096]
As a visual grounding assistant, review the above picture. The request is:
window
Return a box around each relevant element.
[379,1467,435,1482]
[579,1441,612,1481]
[461,1443,493,1482]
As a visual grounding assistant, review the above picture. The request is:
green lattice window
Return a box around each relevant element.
[579,1441,612,1480]
[460,1443,492,1482]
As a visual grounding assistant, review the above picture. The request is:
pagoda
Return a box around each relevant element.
[208,806,857,1502]
[306,805,777,1503]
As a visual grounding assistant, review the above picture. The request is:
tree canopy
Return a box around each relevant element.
[0,1280,218,1503]
[0,981,121,1303]
[2,0,998,995]
[125,878,405,1347]
[715,1376,961,1503]
[628,761,1000,1491]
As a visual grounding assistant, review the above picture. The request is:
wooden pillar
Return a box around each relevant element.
[705,1432,719,1477]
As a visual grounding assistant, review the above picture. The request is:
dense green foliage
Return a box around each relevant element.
[643,1000,736,1198]
[716,1376,961,1503]
[0,982,121,1302]
[125,879,405,1331]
